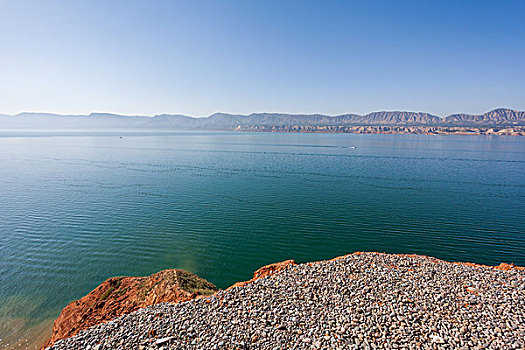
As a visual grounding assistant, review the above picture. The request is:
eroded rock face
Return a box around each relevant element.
[227,260,297,290]
[43,269,217,348]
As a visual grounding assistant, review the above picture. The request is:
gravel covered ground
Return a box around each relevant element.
[48,253,525,349]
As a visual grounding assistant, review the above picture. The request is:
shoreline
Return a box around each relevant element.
[233,125,525,136]
[0,126,524,136]
[0,318,53,350]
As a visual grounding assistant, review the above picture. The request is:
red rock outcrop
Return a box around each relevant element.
[227,260,297,290]
[42,269,217,349]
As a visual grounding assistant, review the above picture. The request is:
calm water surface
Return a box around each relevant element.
[0,131,524,347]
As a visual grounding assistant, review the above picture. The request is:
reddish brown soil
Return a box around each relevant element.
[42,269,217,349]
[227,260,297,290]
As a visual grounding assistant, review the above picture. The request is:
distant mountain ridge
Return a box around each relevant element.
[444,108,525,125]
[0,108,523,130]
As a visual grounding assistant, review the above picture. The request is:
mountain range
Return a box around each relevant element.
[0,108,523,130]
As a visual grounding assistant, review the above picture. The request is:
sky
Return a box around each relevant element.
[1,0,524,117]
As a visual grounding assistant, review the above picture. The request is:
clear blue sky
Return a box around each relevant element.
[1,0,524,117]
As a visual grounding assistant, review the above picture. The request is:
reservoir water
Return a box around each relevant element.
[0,131,524,348]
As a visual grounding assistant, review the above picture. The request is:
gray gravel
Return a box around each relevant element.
[48,253,525,349]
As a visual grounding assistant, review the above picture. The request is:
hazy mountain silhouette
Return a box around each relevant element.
[0,108,523,130]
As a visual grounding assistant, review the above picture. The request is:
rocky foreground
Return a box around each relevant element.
[48,253,524,349]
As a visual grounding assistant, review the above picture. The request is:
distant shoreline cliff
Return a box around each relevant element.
[235,125,525,135]
[1,108,524,135]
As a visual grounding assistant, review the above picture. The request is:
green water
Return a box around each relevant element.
[0,131,524,347]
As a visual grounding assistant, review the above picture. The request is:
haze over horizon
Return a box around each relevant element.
[1,1,524,117]
[2,107,525,119]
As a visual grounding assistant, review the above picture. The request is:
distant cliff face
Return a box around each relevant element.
[43,269,217,349]
[359,111,442,125]
[1,108,524,130]
[443,108,525,125]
